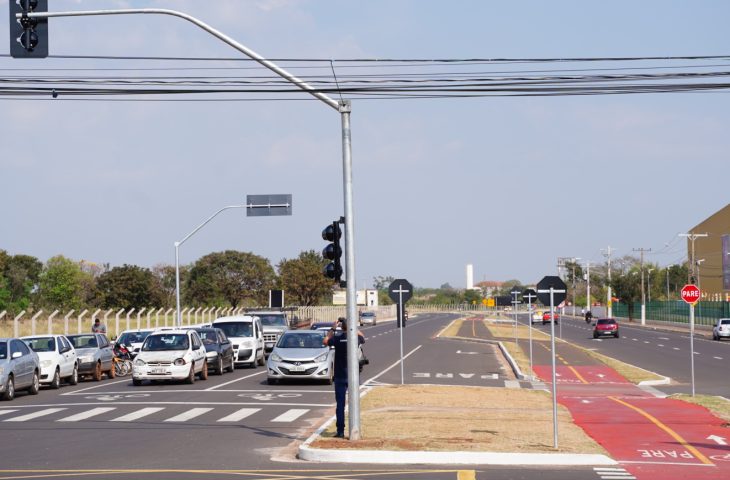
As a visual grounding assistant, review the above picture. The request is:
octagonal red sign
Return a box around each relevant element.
[681,284,701,304]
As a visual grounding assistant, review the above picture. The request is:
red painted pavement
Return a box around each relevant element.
[534,364,730,480]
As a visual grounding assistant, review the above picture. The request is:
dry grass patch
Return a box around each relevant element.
[485,323,551,342]
[575,346,664,384]
[670,394,730,423]
[312,385,606,454]
[438,317,468,338]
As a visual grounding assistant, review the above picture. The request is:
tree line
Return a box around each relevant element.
[0,249,335,315]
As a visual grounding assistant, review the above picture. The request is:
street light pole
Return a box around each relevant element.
[647,268,654,303]
[602,247,613,318]
[19,5,362,440]
[571,257,580,316]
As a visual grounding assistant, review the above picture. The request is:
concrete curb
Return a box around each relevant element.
[297,445,617,466]
[445,334,526,381]
[638,375,672,386]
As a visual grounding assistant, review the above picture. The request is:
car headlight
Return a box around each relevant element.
[134,358,146,366]
[206,351,218,358]
[173,358,186,366]
[270,352,282,362]
[79,355,93,363]
[315,353,329,363]
[41,360,53,368]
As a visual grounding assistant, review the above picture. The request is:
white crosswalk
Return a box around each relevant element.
[0,406,312,425]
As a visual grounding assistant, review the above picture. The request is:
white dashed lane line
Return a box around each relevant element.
[674,347,680,350]
[714,356,724,360]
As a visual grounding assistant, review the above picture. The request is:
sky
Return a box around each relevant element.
[1,0,729,290]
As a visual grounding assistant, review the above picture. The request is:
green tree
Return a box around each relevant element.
[152,263,187,308]
[186,251,275,308]
[0,252,42,313]
[463,289,483,305]
[37,255,89,311]
[373,275,395,290]
[277,250,332,306]
[611,268,642,320]
[97,264,162,309]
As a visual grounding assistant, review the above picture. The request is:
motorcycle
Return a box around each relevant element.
[113,343,134,376]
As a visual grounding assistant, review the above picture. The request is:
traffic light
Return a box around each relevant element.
[9,0,49,58]
[322,220,344,286]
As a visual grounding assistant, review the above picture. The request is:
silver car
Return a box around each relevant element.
[712,318,730,341]
[0,337,41,401]
[266,330,333,385]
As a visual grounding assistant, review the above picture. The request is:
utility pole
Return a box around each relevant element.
[665,264,674,300]
[679,233,708,285]
[633,247,651,326]
[571,257,580,316]
[601,247,613,318]
[647,268,654,302]
[584,261,591,315]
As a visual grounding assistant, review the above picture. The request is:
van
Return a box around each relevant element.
[245,310,290,356]
[211,315,265,368]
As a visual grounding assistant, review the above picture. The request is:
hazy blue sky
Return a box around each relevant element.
[2,0,729,289]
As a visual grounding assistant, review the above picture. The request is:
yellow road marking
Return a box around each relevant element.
[0,470,463,480]
[567,365,589,384]
[608,396,714,466]
[457,470,476,480]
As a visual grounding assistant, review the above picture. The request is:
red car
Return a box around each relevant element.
[542,312,559,325]
[593,318,620,338]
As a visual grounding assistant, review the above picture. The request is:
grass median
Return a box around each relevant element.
[312,384,607,454]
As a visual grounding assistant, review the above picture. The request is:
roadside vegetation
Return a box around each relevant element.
[670,394,730,423]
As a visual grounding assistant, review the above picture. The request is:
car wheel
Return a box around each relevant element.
[713,333,719,341]
[199,360,208,380]
[593,333,598,339]
[216,357,224,375]
[1,375,14,401]
[257,351,265,366]
[228,356,235,373]
[615,332,620,338]
[50,368,61,389]
[92,361,102,381]
[185,364,195,384]
[107,362,116,379]
[28,371,40,395]
[132,378,143,386]
[67,364,79,385]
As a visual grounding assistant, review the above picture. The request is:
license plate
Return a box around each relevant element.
[288,365,305,372]
[151,368,167,374]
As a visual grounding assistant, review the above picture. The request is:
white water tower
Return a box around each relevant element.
[466,264,474,290]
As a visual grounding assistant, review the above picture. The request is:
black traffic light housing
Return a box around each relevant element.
[322,218,345,287]
[9,0,48,58]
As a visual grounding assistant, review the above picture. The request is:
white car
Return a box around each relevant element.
[114,328,155,358]
[531,311,543,324]
[712,318,730,341]
[212,316,265,368]
[267,330,334,385]
[132,329,208,385]
[22,335,78,388]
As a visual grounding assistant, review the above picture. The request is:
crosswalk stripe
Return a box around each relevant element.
[57,407,117,422]
[0,410,19,417]
[111,407,165,422]
[217,408,261,422]
[164,408,213,422]
[4,408,66,422]
[271,408,309,422]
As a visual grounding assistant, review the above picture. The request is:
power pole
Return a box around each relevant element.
[678,233,708,285]
[584,261,591,315]
[633,247,652,326]
[601,246,613,318]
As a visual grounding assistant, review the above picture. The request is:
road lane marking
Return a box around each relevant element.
[608,396,713,465]
[217,408,261,422]
[567,366,590,384]
[364,344,422,385]
[271,408,309,422]
[457,470,476,480]
[110,407,165,422]
[4,408,66,422]
[674,347,680,350]
[165,407,213,422]
[658,344,664,347]
[204,370,266,391]
[0,410,19,417]
[57,407,116,422]
[714,357,723,360]
[61,378,131,395]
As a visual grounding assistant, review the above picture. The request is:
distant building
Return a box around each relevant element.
[475,280,504,297]
[688,203,730,300]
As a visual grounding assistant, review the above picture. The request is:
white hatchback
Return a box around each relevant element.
[132,330,208,385]
[22,335,78,388]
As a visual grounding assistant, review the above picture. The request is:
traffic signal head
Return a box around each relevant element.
[9,0,48,58]
[322,221,343,285]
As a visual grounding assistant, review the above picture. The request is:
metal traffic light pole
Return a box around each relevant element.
[17,6,362,439]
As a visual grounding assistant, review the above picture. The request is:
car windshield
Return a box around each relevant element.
[277,332,325,349]
[362,312,374,317]
[68,335,97,349]
[197,330,218,344]
[214,322,252,338]
[258,314,287,327]
[117,331,151,345]
[24,337,55,352]
[0,342,6,360]
[597,319,616,325]
[721,320,730,325]
[142,334,189,351]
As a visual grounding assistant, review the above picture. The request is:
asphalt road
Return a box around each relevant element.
[0,312,623,480]
[517,313,730,397]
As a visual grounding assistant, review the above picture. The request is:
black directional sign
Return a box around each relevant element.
[536,276,567,306]
[388,279,413,303]
[523,288,537,299]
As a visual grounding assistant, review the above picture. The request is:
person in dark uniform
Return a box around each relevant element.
[323,317,364,438]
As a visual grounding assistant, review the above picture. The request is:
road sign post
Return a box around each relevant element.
[681,284,701,397]
[388,279,413,385]
[537,276,567,449]
[510,287,522,346]
[523,289,538,378]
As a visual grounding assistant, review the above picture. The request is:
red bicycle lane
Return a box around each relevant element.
[534,364,730,480]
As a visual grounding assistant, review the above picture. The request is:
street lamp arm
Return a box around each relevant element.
[21,8,340,110]
[176,205,245,248]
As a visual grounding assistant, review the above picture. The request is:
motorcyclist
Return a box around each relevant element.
[585,310,593,324]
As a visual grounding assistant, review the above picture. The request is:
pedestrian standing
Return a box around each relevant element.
[323,317,364,438]
[91,318,107,334]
